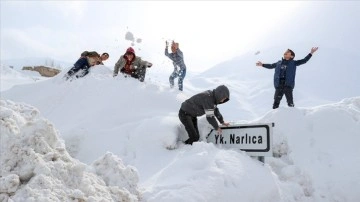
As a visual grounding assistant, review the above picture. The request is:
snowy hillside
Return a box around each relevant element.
[190,47,360,119]
[2,66,360,202]
[0,57,72,71]
[0,65,48,92]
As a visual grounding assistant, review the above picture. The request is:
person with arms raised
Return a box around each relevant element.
[256,47,319,109]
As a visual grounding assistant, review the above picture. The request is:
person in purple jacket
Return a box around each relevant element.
[256,47,319,109]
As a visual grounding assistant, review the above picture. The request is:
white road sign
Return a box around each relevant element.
[206,123,273,156]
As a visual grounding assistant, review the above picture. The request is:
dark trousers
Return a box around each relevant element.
[65,68,89,80]
[178,109,199,145]
[273,80,294,109]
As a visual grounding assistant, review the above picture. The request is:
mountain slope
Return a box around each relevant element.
[2,66,360,201]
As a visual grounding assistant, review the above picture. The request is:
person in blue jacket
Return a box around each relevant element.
[256,47,319,109]
[64,51,100,80]
[165,41,187,91]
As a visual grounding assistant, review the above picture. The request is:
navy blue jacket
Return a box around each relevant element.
[67,57,91,77]
[263,53,312,89]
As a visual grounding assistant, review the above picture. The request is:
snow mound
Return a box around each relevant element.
[0,100,140,202]
[258,97,360,202]
[2,65,360,201]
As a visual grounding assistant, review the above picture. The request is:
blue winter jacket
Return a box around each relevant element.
[263,53,312,89]
[165,48,186,71]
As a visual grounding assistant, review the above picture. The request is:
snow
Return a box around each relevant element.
[125,32,135,42]
[0,65,48,92]
[125,31,142,46]
[0,100,140,201]
[1,62,359,201]
[0,57,72,71]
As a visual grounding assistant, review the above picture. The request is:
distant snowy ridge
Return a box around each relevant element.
[0,100,140,202]
[0,65,48,92]
[1,57,73,71]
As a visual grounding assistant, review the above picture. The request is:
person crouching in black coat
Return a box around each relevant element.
[179,85,230,145]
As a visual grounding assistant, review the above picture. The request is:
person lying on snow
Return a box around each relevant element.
[165,41,187,91]
[64,51,100,81]
[256,47,319,109]
[179,85,230,145]
[113,47,152,82]
[80,51,109,65]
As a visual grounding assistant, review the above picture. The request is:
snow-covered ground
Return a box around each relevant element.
[0,99,140,202]
[0,65,49,92]
[1,61,359,201]
[0,57,72,71]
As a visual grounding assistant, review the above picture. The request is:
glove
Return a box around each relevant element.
[146,62,153,68]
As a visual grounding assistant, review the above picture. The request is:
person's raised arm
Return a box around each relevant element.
[295,47,318,66]
[165,41,170,57]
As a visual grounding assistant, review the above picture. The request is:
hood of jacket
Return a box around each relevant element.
[213,85,230,104]
[123,47,136,61]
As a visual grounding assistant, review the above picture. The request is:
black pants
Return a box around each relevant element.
[178,109,199,145]
[273,80,294,109]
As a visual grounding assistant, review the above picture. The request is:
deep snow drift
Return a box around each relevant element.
[1,66,360,202]
[0,99,140,201]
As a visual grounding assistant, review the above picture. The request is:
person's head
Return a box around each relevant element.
[214,85,230,104]
[100,53,109,61]
[283,49,295,60]
[125,47,135,61]
[171,41,179,53]
[87,51,100,66]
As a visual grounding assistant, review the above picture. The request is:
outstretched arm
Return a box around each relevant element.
[256,61,277,69]
[295,47,318,66]
[138,57,153,68]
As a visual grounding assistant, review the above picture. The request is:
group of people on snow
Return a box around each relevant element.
[64,41,185,89]
[63,43,318,145]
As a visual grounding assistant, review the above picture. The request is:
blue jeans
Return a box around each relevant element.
[169,69,186,91]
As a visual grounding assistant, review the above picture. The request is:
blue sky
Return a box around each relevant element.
[1,1,359,72]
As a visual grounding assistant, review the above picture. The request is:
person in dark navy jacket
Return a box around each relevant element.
[64,51,100,80]
[256,47,319,109]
